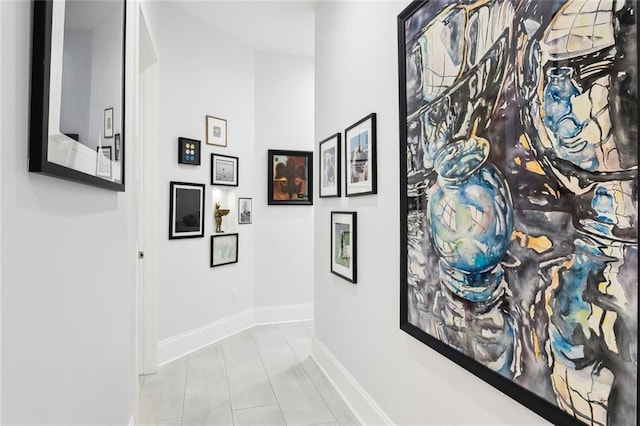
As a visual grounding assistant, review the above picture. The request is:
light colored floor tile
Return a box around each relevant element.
[300,358,337,399]
[262,350,309,386]
[253,329,292,355]
[289,338,312,361]
[138,418,182,426]
[137,371,186,423]
[228,369,278,410]
[190,341,224,360]
[310,423,338,426]
[272,379,335,426]
[251,324,282,337]
[186,354,227,394]
[323,393,360,426]
[223,329,255,350]
[233,405,286,426]
[224,347,265,377]
[182,390,233,426]
[278,322,311,342]
[138,375,146,396]
[158,357,188,380]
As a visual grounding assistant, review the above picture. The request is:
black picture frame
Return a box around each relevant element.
[330,211,357,283]
[268,149,313,205]
[345,113,377,197]
[210,233,239,267]
[169,181,205,240]
[104,107,114,138]
[96,146,112,178]
[238,198,252,224]
[114,133,121,161]
[398,1,638,426]
[29,0,126,191]
[211,154,238,186]
[178,137,201,166]
[319,133,341,198]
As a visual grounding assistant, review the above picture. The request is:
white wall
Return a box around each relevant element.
[0,1,138,424]
[313,2,547,425]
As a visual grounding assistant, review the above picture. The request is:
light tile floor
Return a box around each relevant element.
[137,321,360,426]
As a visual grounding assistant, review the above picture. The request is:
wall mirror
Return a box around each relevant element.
[30,0,126,191]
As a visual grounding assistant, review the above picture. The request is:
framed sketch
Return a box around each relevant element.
[210,233,238,267]
[268,149,313,205]
[169,181,205,240]
[211,154,238,186]
[206,115,227,147]
[114,134,121,161]
[330,211,357,283]
[319,133,341,198]
[399,1,638,426]
[96,146,112,178]
[178,137,201,166]
[104,107,114,138]
[238,198,252,224]
[345,113,376,196]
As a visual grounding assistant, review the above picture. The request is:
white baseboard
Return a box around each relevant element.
[312,336,394,426]
[157,303,313,366]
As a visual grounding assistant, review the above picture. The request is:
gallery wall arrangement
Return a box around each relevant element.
[399,1,638,425]
[268,149,313,205]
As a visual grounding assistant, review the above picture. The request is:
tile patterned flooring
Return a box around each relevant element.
[137,321,360,426]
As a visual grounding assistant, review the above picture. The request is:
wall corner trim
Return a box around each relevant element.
[312,336,394,426]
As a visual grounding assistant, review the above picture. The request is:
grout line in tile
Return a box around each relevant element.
[255,326,291,426]
[180,357,188,426]
[221,335,236,425]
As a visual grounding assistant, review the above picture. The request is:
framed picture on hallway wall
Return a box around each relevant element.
[268,149,313,205]
[210,233,238,267]
[169,181,205,239]
[211,154,238,186]
[206,115,227,147]
[330,211,357,283]
[238,198,252,224]
[319,133,341,198]
[345,113,376,196]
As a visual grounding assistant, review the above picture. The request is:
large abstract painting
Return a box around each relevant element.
[398,1,638,425]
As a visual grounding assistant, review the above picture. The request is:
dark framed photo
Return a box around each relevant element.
[211,154,238,186]
[268,149,313,205]
[238,198,252,224]
[96,146,112,178]
[210,233,238,267]
[319,133,341,198]
[345,113,376,196]
[104,107,114,138]
[206,115,227,147]
[169,181,205,240]
[330,212,356,283]
[114,133,121,161]
[178,137,201,166]
[399,1,638,426]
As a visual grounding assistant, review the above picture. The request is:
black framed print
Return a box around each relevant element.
[169,181,205,240]
[238,198,252,224]
[114,133,121,161]
[330,211,357,284]
[178,137,201,165]
[399,1,638,426]
[345,113,377,196]
[210,233,238,267]
[268,149,313,205]
[206,115,227,147]
[96,146,112,178]
[104,107,114,138]
[211,154,238,186]
[319,133,341,198]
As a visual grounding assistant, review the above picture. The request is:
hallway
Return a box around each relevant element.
[137,322,359,426]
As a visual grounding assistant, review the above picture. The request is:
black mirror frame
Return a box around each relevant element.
[29,0,127,191]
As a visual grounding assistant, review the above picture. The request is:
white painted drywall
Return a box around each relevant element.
[0,1,138,424]
[313,2,549,425]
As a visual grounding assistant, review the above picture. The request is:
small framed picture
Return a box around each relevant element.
[178,137,201,166]
[114,133,121,161]
[104,107,114,138]
[96,146,112,178]
[238,197,252,224]
[268,149,313,205]
[211,154,238,186]
[206,115,227,147]
[345,113,377,196]
[211,233,238,267]
[319,133,341,198]
[331,211,357,283]
[169,181,205,239]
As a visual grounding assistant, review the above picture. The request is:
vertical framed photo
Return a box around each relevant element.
[210,233,238,267]
[96,146,112,178]
[211,154,238,186]
[178,137,201,166]
[238,197,252,224]
[268,149,313,205]
[114,133,121,161]
[104,107,114,138]
[331,211,357,283]
[345,113,376,196]
[206,115,227,147]
[169,181,205,240]
[319,133,341,198]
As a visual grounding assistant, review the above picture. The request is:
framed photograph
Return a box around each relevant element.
[319,133,341,198]
[210,233,238,267]
[96,146,112,178]
[211,154,238,186]
[268,149,313,205]
[169,181,205,240]
[238,198,252,224]
[345,113,376,196]
[330,212,356,283]
[114,133,121,161]
[104,107,114,138]
[178,137,201,166]
[206,115,227,147]
[399,2,638,426]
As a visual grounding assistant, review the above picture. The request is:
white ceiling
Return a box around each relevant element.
[170,0,316,57]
